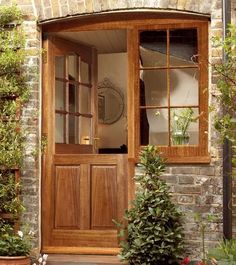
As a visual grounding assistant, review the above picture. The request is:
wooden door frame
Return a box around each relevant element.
[42,13,209,254]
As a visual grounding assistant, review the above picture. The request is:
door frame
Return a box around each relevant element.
[41,12,209,254]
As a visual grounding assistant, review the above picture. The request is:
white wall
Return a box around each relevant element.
[98,53,128,149]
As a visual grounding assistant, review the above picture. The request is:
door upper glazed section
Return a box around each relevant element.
[52,37,97,154]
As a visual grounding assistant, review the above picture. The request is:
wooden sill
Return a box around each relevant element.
[165,155,211,164]
[132,155,211,164]
[136,146,211,164]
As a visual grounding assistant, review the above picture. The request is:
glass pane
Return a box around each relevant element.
[55,113,65,143]
[140,109,168,146]
[79,85,91,114]
[170,68,199,106]
[170,107,199,146]
[69,83,77,113]
[140,31,167,67]
[80,61,90,84]
[140,70,167,107]
[55,80,65,110]
[79,117,92,145]
[68,54,77,80]
[69,114,76,144]
[170,29,198,66]
[55,56,65,78]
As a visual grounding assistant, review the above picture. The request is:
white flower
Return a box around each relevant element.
[42,254,48,260]
[38,257,43,263]
[17,231,23,238]
[29,230,34,236]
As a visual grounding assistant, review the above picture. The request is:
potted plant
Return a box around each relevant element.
[0,221,32,265]
[117,145,185,265]
[171,108,198,145]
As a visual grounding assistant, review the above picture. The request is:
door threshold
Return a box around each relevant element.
[46,254,124,265]
[42,246,120,255]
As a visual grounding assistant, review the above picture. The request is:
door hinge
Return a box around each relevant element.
[42,50,47,64]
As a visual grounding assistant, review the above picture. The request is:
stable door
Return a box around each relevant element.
[42,36,127,254]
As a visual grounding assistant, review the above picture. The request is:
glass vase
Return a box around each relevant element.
[171,131,190,145]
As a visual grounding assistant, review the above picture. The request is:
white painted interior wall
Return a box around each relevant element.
[98,53,128,149]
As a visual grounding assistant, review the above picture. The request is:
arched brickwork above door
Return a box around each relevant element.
[35,0,214,22]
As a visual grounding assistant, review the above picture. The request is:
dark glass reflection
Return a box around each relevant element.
[140,31,167,67]
[170,29,198,65]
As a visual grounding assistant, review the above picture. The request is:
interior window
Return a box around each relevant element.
[55,53,93,146]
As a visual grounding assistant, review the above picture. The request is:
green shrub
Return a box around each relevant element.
[0,5,22,26]
[208,239,236,265]
[118,145,184,265]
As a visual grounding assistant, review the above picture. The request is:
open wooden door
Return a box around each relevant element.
[42,36,128,254]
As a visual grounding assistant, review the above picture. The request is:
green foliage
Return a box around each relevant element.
[0,5,23,26]
[0,5,33,257]
[118,145,184,265]
[0,121,26,168]
[194,213,216,264]
[171,108,198,136]
[208,239,236,265]
[0,5,29,169]
[0,171,24,215]
[212,24,236,146]
[0,75,28,98]
[0,221,32,256]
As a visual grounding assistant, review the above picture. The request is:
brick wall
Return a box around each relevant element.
[34,0,213,21]
[21,19,41,249]
[0,0,231,258]
[162,165,223,258]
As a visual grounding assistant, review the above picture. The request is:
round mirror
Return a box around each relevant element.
[98,78,124,124]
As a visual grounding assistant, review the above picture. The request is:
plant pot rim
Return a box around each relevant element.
[0,256,29,259]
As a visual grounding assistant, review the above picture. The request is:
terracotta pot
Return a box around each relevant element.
[0,256,30,265]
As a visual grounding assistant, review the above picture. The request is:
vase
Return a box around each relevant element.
[0,256,30,265]
[172,131,190,145]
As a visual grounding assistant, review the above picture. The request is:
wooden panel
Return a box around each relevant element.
[54,154,123,164]
[79,164,90,229]
[55,144,93,154]
[91,165,117,229]
[42,36,56,247]
[55,166,80,228]
[51,229,118,247]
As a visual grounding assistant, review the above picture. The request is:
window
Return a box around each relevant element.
[54,51,93,153]
[44,15,209,162]
[134,22,209,163]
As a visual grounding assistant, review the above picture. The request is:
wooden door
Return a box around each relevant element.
[42,36,128,254]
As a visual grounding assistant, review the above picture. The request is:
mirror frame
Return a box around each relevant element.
[98,78,125,125]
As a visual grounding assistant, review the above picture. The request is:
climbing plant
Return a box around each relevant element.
[0,5,29,222]
[212,24,236,165]
[0,5,29,170]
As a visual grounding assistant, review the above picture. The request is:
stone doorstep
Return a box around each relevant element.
[46,254,123,265]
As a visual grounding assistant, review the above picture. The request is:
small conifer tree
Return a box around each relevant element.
[119,145,184,265]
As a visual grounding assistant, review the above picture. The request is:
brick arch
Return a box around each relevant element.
[35,0,211,22]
